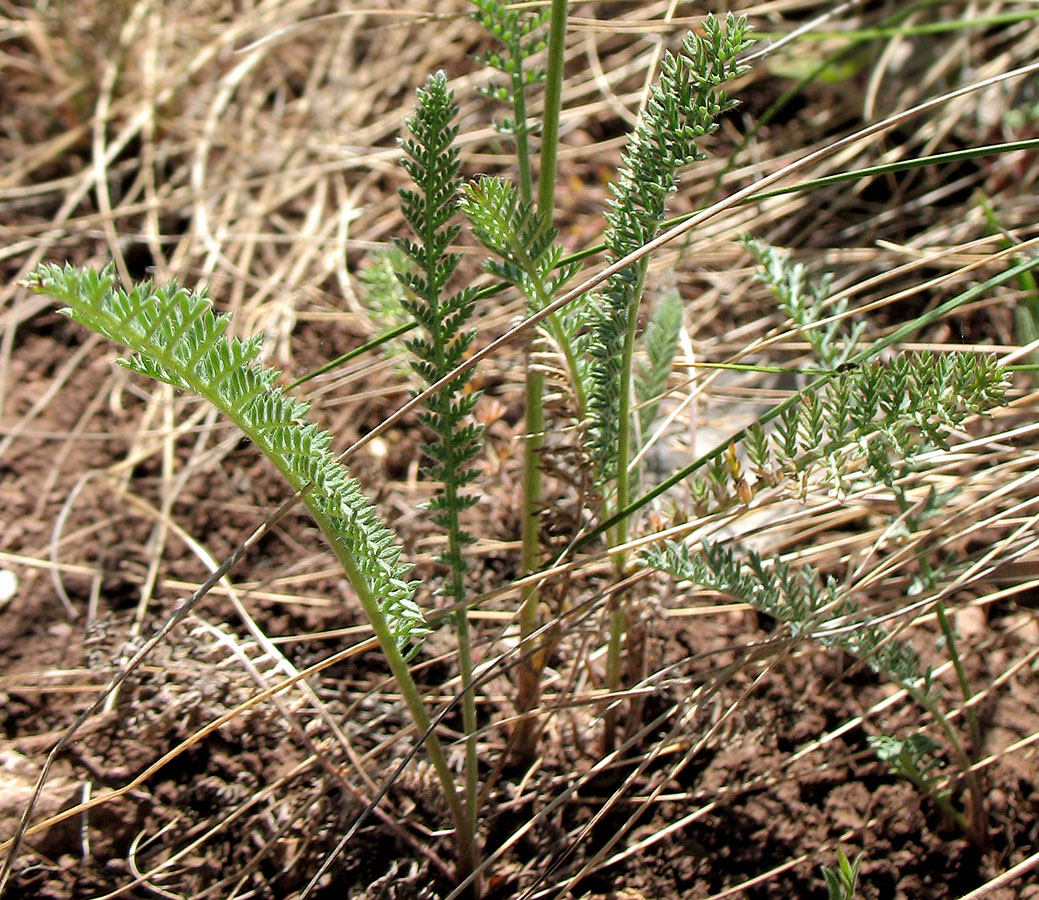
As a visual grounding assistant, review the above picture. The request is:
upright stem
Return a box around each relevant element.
[893,486,987,846]
[932,600,988,845]
[537,0,568,218]
[318,517,478,886]
[515,362,545,747]
[933,600,982,756]
[601,259,648,752]
[455,608,479,840]
[445,479,480,844]
[613,259,648,552]
[511,56,533,205]
[513,0,569,763]
[907,680,989,848]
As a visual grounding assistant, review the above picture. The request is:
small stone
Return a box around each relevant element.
[955,605,988,641]
[988,788,1008,814]
[0,569,16,607]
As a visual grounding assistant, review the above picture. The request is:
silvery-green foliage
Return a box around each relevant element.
[359,245,413,362]
[461,176,579,311]
[741,352,1008,498]
[460,175,588,405]
[26,263,426,654]
[586,13,752,484]
[643,538,930,692]
[635,288,683,434]
[867,733,948,806]
[642,347,1010,689]
[469,0,548,136]
[394,71,483,598]
[741,235,863,371]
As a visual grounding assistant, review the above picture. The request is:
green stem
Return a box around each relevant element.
[532,0,586,420]
[455,604,479,840]
[513,0,568,762]
[905,680,988,846]
[893,738,973,837]
[932,601,988,844]
[613,260,648,553]
[227,415,477,884]
[236,436,470,885]
[889,474,987,845]
[510,49,533,206]
[601,258,648,751]
[601,601,626,753]
[537,0,568,219]
[933,601,981,755]
[513,359,545,758]
[442,473,480,849]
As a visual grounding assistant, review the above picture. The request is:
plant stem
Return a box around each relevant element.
[889,485,987,846]
[514,360,544,748]
[905,680,988,848]
[537,0,568,218]
[442,475,480,849]
[511,61,533,205]
[307,504,479,886]
[893,738,973,837]
[933,601,981,755]
[601,258,648,751]
[612,259,648,553]
[455,607,479,839]
[513,0,568,763]
[932,600,988,845]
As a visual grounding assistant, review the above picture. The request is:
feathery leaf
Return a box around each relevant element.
[26,262,426,655]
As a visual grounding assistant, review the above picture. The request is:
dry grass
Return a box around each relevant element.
[2,1,1039,898]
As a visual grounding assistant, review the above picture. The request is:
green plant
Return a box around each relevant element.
[395,69,483,849]
[977,191,1039,377]
[745,240,991,843]
[463,10,754,753]
[469,0,548,206]
[741,235,863,371]
[582,12,751,750]
[467,0,570,762]
[21,262,483,885]
[17,5,1039,896]
[640,240,1009,846]
[822,849,863,900]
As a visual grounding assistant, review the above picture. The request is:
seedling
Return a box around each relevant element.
[822,849,863,900]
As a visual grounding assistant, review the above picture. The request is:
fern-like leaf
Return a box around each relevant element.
[26,263,426,655]
[721,352,1008,506]
[461,174,586,412]
[586,13,752,485]
[359,246,414,363]
[742,235,863,371]
[470,0,548,136]
[635,288,683,434]
[644,537,929,692]
[394,71,483,603]
[462,176,578,307]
